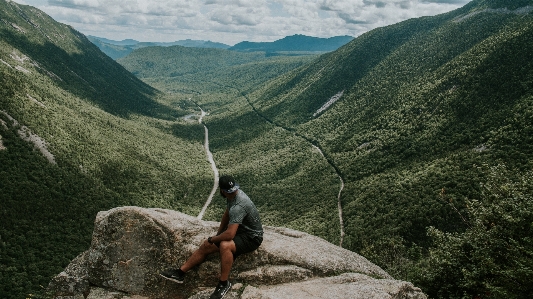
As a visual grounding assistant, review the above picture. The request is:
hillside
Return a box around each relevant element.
[0,1,213,297]
[242,0,533,297]
[117,46,309,78]
[248,0,533,240]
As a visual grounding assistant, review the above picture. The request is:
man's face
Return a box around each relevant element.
[220,189,237,199]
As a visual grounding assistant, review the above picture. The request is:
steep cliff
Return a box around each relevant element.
[48,207,426,299]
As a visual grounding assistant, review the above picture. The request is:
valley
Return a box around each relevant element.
[239,88,347,246]
[1,0,533,298]
[116,2,533,297]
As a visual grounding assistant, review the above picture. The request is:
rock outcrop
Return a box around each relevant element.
[48,206,426,299]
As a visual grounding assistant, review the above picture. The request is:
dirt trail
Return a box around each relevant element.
[312,145,346,247]
[240,93,346,247]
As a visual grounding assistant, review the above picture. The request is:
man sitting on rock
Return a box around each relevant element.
[161,175,264,299]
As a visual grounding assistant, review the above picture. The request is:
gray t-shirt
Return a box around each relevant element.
[227,190,263,237]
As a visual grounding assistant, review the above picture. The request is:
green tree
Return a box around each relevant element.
[414,165,533,299]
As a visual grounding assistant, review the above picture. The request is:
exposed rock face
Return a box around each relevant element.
[48,206,426,299]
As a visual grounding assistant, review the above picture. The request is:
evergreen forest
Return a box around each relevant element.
[1,0,533,298]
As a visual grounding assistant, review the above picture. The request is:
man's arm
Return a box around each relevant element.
[217,208,230,235]
[210,223,238,243]
[211,208,238,243]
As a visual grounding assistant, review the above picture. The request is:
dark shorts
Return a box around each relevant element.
[216,234,263,259]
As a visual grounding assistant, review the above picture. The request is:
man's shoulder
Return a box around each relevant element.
[236,190,251,201]
[236,191,257,208]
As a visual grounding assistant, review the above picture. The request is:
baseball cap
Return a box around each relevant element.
[219,175,240,193]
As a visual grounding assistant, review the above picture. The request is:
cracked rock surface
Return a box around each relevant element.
[48,206,426,299]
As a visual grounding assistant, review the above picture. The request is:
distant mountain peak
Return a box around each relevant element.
[229,34,354,53]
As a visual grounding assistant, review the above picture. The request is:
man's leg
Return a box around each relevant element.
[218,240,237,281]
[209,240,236,299]
[181,241,220,272]
[161,240,219,283]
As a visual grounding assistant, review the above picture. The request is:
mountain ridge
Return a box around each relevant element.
[229,34,354,53]
[87,36,231,60]
[88,34,353,60]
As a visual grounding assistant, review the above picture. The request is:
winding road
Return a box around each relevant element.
[190,105,219,221]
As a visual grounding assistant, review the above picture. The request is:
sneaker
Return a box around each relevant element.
[159,268,185,284]
[209,281,232,299]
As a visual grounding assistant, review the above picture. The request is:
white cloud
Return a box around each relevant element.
[209,4,269,26]
[320,0,468,26]
[15,0,472,45]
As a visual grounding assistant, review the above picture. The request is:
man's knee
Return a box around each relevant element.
[219,240,235,253]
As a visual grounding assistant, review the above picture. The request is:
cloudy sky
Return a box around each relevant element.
[16,0,472,45]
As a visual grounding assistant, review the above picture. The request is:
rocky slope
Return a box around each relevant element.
[48,207,426,299]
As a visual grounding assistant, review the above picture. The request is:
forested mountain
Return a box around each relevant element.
[228,34,354,53]
[243,0,533,297]
[87,36,230,60]
[117,45,314,79]
[2,0,533,298]
[89,34,352,61]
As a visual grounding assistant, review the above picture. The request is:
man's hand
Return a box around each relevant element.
[209,224,239,244]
